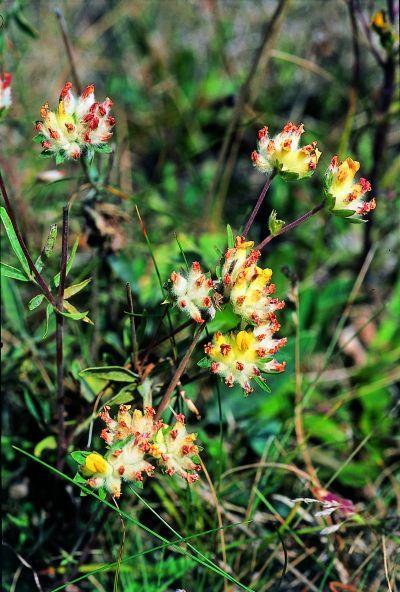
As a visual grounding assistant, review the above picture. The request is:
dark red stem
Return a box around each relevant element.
[243,173,275,237]
[0,172,56,307]
[256,200,325,251]
[56,206,69,469]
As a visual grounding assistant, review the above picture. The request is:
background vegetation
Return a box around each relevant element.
[1,1,399,591]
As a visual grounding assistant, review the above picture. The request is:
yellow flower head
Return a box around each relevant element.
[34,82,115,162]
[324,156,376,221]
[251,123,321,180]
[205,325,286,395]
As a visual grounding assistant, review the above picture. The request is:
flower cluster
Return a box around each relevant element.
[324,156,376,222]
[251,123,321,180]
[203,236,286,394]
[79,406,201,498]
[170,261,214,323]
[205,329,286,395]
[34,82,115,162]
[0,72,12,113]
[222,236,284,326]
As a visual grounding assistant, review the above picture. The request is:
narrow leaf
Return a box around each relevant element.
[0,207,31,278]
[63,277,91,299]
[42,303,54,340]
[34,435,57,457]
[1,262,29,282]
[226,224,234,248]
[79,366,137,383]
[60,306,91,321]
[28,294,45,311]
[53,237,79,287]
[63,300,93,324]
[35,223,58,273]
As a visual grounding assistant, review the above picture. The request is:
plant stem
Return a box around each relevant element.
[155,323,206,420]
[256,200,325,251]
[126,282,142,382]
[56,206,69,469]
[54,8,82,92]
[0,172,56,307]
[242,173,274,237]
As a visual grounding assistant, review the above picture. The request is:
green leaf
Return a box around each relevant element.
[35,223,58,273]
[14,10,39,38]
[0,262,29,282]
[347,216,367,225]
[54,237,79,287]
[63,277,91,299]
[63,300,93,324]
[331,209,355,218]
[59,307,91,321]
[34,435,57,457]
[42,303,53,339]
[106,386,136,406]
[98,487,107,500]
[33,133,47,143]
[23,390,42,423]
[197,357,211,369]
[55,151,66,165]
[28,294,45,311]
[70,451,91,465]
[226,224,234,248]
[40,150,54,159]
[94,143,113,154]
[253,376,271,393]
[79,366,137,383]
[0,207,31,278]
[73,471,87,484]
[268,209,285,236]
[86,146,95,164]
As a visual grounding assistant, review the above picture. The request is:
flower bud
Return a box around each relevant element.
[268,210,285,236]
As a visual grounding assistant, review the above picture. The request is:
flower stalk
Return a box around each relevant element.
[256,200,325,251]
[56,206,69,469]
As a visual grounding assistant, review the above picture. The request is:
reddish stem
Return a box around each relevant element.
[243,173,275,237]
[256,200,325,251]
[56,206,69,469]
[155,324,206,420]
[0,172,56,307]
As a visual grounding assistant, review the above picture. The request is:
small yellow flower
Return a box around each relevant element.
[82,452,110,476]
[324,156,376,221]
[371,11,387,30]
[251,123,321,180]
